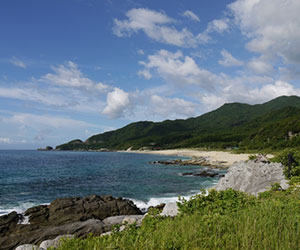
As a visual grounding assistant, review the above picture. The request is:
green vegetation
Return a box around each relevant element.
[56,95,300,151]
[55,185,300,250]
[271,149,300,178]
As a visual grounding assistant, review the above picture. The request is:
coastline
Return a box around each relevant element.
[122,149,251,167]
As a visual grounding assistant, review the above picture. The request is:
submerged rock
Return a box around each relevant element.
[181,171,224,178]
[215,160,289,195]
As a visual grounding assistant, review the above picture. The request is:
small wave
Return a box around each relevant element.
[130,190,209,212]
[0,202,49,216]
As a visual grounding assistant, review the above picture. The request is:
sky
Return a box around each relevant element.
[1,0,300,149]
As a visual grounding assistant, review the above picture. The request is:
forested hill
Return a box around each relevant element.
[56,95,300,151]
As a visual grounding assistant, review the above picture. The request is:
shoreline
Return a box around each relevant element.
[122,149,251,167]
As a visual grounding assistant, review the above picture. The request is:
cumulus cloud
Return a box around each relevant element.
[113,8,198,47]
[229,0,300,68]
[9,57,26,68]
[218,49,244,67]
[139,49,220,90]
[102,88,131,119]
[182,10,200,22]
[42,61,108,92]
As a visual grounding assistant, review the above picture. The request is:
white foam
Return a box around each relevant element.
[0,202,49,216]
[130,190,209,212]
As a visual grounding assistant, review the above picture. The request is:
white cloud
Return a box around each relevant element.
[113,8,198,47]
[9,57,26,68]
[42,61,108,92]
[138,69,152,79]
[229,0,300,68]
[102,88,131,118]
[0,86,68,106]
[182,10,200,22]
[201,80,300,111]
[218,49,244,67]
[137,49,145,55]
[248,57,273,75]
[0,112,107,147]
[140,49,220,90]
[150,95,197,118]
[207,18,230,33]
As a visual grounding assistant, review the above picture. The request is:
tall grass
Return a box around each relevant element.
[55,188,300,250]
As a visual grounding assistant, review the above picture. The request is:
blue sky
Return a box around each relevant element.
[1,0,300,149]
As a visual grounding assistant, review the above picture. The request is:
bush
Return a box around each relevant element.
[271,149,300,178]
[177,189,256,215]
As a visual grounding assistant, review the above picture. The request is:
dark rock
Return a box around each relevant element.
[1,220,104,250]
[148,203,166,212]
[181,171,224,178]
[25,194,142,227]
[1,195,142,250]
[0,211,20,236]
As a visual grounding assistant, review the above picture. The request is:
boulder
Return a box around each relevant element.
[39,234,74,249]
[0,211,20,236]
[160,202,178,217]
[122,215,144,226]
[0,195,142,250]
[215,160,289,195]
[103,215,127,231]
[25,194,142,226]
[15,244,38,250]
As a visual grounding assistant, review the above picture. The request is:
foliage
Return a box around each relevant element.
[248,154,257,160]
[177,189,255,215]
[56,96,300,151]
[56,187,300,250]
[271,149,300,178]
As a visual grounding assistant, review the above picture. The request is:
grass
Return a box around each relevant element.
[54,186,300,250]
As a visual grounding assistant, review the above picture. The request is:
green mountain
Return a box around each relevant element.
[56,95,300,151]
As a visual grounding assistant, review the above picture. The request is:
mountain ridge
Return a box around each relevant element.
[56,95,300,151]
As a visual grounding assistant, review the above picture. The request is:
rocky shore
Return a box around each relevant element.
[1,155,289,250]
[149,157,228,170]
[0,195,142,250]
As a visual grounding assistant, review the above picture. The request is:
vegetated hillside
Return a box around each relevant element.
[56,95,300,151]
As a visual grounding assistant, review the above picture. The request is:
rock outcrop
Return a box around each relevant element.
[214,160,289,195]
[0,195,142,250]
[160,202,178,217]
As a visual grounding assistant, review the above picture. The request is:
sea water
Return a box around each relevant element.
[0,150,221,215]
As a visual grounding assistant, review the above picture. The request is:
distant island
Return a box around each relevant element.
[56,95,300,152]
[37,146,53,151]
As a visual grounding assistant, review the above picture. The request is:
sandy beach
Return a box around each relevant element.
[127,149,251,167]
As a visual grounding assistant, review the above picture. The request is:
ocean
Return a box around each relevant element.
[0,150,221,215]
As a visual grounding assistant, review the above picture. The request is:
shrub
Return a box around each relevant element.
[271,149,300,178]
[177,189,256,215]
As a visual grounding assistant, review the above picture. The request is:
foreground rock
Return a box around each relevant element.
[0,195,142,250]
[215,160,289,195]
[160,202,178,217]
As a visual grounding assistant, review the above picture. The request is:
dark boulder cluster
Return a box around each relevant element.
[0,195,142,250]
[181,171,225,178]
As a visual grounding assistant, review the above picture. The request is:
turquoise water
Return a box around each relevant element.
[0,150,220,214]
